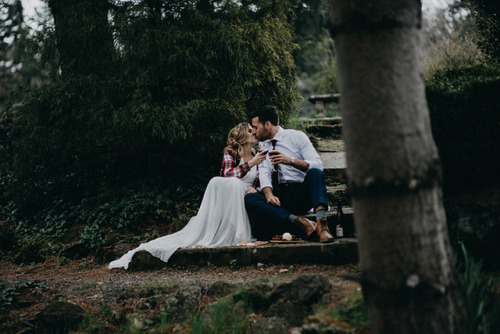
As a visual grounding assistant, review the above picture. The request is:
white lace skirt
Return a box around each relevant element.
[108,177,252,269]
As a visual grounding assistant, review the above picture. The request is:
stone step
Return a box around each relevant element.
[320,151,346,169]
[316,139,344,152]
[324,169,347,186]
[301,117,343,139]
[326,185,351,207]
[105,210,358,272]
[128,239,359,270]
[320,151,347,185]
[307,125,342,140]
[124,205,358,270]
[301,117,342,126]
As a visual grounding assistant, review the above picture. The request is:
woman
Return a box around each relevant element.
[109,123,267,269]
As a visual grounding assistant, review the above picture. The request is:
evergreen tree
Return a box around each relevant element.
[453,0,500,61]
[291,0,338,105]
[48,0,115,78]
[6,0,298,215]
[0,0,24,108]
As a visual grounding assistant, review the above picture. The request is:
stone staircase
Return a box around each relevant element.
[303,143,355,236]
[127,119,358,270]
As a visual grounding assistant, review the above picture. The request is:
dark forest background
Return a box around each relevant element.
[0,0,498,257]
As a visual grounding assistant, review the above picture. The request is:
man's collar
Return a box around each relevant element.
[270,126,284,141]
[262,126,283,145]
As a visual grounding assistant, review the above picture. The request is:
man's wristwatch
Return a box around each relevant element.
[290,157,296,166]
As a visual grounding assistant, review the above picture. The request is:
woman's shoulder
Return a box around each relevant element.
[223,148,235,157]
[222,148,238,161]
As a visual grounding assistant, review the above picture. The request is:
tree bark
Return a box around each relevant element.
[329,1,468,333]
[48,0,115,78]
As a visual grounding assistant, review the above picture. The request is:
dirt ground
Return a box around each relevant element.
[0,257,361,331]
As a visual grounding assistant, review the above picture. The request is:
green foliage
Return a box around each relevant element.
[455,243,500,334]
[76,303,117,333]
[80,223,105,251]
[0,280,48,318]
[12,180,204,251]
[190,298,248,334]
[229,259,239,270]
[328,288,370,330]
[49,0,115,78]
[290,0,337,115]
[291,0,337,114]
[111,0,297,117]
[315,47,339,95]
[0,280,18,316]
[0,0,56,111]
[421,7,486,80]
[454,0,500,61]
[0,0,25,108]
[296,36,337,101]
[292,0,331,77]
[425,63,500,193]
[1,0,298,239]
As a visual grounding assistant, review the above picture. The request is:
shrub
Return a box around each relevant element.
[422,30,486,80]
[6,82,242,214]
[425,63,500,193]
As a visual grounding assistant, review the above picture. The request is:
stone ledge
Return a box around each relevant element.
[128,239,359,270]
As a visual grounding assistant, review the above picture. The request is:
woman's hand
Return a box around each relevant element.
[245,187,258,194]
[248,149,268,167]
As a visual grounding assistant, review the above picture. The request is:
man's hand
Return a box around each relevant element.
[269,150,309,172]
[269,150,289,166]
[262,187,280,206]
[266,194,281,206]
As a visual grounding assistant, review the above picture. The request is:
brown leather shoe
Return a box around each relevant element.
[295,216,316,240]
[316,217,334,243]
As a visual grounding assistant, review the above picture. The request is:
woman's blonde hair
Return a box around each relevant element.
[225,122,252,160]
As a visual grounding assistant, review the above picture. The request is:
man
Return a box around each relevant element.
[245,105,334,242]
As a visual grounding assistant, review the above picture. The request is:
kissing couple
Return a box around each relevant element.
[109,105,334,270]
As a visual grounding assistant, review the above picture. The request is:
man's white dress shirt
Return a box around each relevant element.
[258,127,323,190]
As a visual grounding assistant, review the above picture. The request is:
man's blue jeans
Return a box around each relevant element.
[245,168,329,239]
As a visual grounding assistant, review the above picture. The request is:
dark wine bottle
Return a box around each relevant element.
[336,202,344,238]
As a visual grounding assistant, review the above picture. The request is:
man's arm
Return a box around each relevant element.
[269,130,321,172]
[268,152,309,172]
[297,131,323,170]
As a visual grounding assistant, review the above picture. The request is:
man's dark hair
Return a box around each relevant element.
[251,105,279,126]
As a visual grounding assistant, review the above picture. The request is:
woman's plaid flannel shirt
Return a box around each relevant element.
[219,149,260,190]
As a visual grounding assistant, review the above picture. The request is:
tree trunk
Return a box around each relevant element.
[329,1,468,333]
[48,0,114,78]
